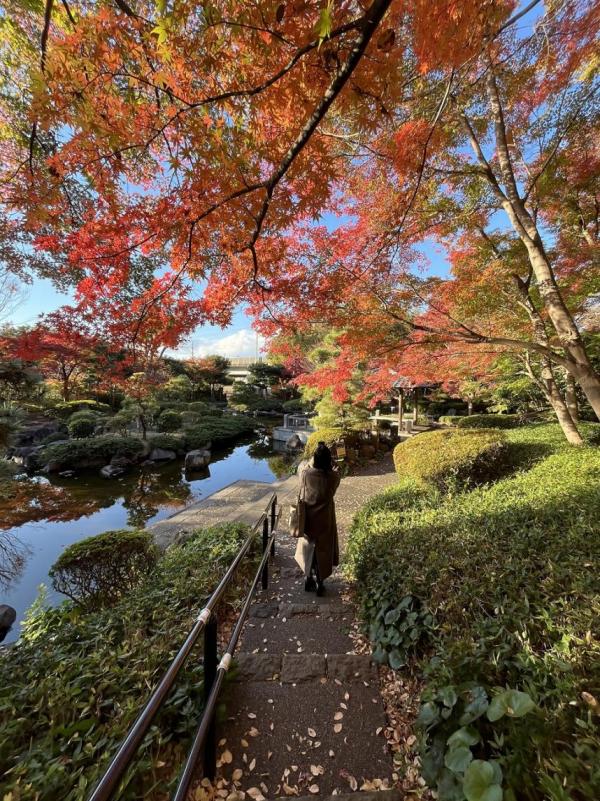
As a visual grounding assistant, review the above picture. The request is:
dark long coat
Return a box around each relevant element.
[295,459,341,580]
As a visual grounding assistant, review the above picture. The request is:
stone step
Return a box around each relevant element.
[217,679,392,797]
[276,791,402,801]
[233,653,377,684]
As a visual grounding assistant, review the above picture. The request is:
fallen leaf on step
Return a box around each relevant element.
[249,758,256,771]
[307,728,316,737]
[310,765,324,776]
[249,727,259,737]
[241,739,249,748]
[221,750,233,765]
[333,723,343,733]
[308,785,319,794]
[246,788,264,801]
[282,784,298,796]
[232,769,243,782]
[248,713,257,719]
[334,712,343,721]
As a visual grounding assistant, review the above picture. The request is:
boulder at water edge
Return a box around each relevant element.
[148,448,177,462]
[184,449,211,470]
[100,464,125,479]
[285,434,304,451]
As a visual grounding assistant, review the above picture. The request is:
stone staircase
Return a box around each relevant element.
[209,527,400,799]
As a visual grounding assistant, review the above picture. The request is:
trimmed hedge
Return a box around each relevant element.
[183,415,256,449]
[347,424,600,801]
[0,523,256,800]
[438,415,463,426]
[157,408,182,432]
[456,413,520,429]
[393,428,509,492]
[50,529,158,610]
[67,411,97,439]
[52,400,111,418]
[39,435,145,470]
[304,427,344,458]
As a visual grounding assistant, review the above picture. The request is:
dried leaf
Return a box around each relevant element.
[334,723,343,733]
[334,712,343,721]
[308,785,319,794]
[307,727,316,737]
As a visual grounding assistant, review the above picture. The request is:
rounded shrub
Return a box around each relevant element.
[53,400,111,418]
[49,529,158,610]
[67,411,97,439]
[305,428,344,458]
[456,413,520,429]
[438,415,463,426]
[157,408,182,432]
[187,401,211,414]
[393,428,508,492]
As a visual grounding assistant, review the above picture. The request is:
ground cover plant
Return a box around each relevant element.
[0,522,257,801]
[347,424,600,801]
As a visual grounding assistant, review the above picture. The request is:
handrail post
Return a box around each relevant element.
[203,614,218,780]
[270,495,277,557]
[261,518,269,589]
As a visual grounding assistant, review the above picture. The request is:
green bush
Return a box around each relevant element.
[49,530,158,610]
[393,429,508,492]
[52,400,111,418]
[187,401,211,414]
[347,424,600,801]
[282,398,306,413]
[40,431,68,446]
[438,415,463,426]
[0,523,256,800]
[67,411,97,439]
[0,459,17,481]
[183,415,256,450]
[157,408,182,432]
[39,435,145,471]
[456,413,520,429]
[304,427,344,458]
[146,433,186,454]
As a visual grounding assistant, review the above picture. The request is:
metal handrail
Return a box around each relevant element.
[87,492,278,801]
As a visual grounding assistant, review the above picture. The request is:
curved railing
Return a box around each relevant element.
[88,493,278,801]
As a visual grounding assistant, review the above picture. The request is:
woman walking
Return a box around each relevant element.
[295,442,341,596]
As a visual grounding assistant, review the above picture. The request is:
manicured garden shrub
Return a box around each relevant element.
[304,427,344,458]
[183,415,256,449]
[53,400,111,417]
[146,433,186,454]
[39,435,145,471]
[49,529,158,610]
[347,425,600,801]
[456,413,520,429]
[157,408,182,432]
[40,431,68,446]
[282,398,306,413]
[187,401,211,414]
[393,428,508,492]
[67,411,97,439]
[0,523,255,800]
[438,415,463,426]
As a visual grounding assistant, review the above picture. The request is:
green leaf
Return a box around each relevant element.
[463,761,503,801]
[438,768,466,801]
[460,687,489,725]
[314,2,333,42]
[385,607,401,625]
[388,648,406,670]
[487,690,535,722]
[440,686,458,708]
[445,745,473,773]
[416,701,440,728]
[447,727,480,748]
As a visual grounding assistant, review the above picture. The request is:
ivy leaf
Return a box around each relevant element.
[463,761,503,801]
[438,768,465,801]
[487,690,535,722]
[444,744,473,773]
[388,648,406,670]
[459,686,488,725]
[447,726,480,748]
[416,701,440,728]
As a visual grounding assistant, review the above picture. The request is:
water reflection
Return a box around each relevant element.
[0,437,292,642]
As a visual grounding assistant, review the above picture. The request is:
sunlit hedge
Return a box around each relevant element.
[347,424,600,801]
[393,428,508,491]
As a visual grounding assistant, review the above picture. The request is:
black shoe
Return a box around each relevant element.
[304,576,316,592]
[316,581,325,597]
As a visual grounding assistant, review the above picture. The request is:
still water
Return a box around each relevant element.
[1,434,293,643]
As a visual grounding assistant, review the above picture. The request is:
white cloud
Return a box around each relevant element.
[171,328,266,360]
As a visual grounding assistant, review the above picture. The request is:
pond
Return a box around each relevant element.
[0,432,295,643]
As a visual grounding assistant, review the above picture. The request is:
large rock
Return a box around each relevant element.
[285,434,304,451]
[100,464,125,479]
[0,605,16,631]
[148,448,177,462]
[14,421,61,447]
[184,449,211,470]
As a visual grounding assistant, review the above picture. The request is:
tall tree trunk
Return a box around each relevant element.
[524,355,583,445]
[139,414,147,441]
[565,372,579,423]
[472,64,600,420]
